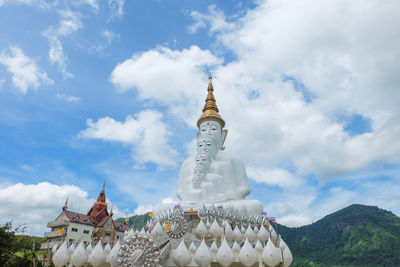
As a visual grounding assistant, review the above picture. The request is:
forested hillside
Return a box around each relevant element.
[278,204,400,266]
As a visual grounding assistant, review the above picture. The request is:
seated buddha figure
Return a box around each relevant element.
[174,77,262,216]
[177,123,250,203]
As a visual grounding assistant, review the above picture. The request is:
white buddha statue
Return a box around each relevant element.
[154,77,262,216]
[177,124,250,203]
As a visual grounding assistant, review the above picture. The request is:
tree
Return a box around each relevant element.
[0,221,38,267]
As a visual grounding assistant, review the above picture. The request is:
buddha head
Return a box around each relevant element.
[199,121,222,147]
[197,76,227,151]
[195,152,210,169]
[197,136,219,159]
[192,166,206,188]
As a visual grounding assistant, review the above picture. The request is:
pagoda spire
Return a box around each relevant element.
[88,182,109,218]
[62,197,68,211]
[97,181,106,204]
[197,76,225,128]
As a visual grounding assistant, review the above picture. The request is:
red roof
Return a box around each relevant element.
[87,184,108,219]
[97,188,106,203]
[55,184,127,232]
[114,221,129,232]
[64,210,95,226]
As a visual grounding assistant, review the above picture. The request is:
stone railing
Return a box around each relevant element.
[47,220,69,228]
[45,231,66,238]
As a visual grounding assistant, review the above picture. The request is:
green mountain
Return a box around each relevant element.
[278,204,400,266]
[117,204,400,266]
[115,213,150,230]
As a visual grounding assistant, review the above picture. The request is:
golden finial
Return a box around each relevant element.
[197,76,225,128]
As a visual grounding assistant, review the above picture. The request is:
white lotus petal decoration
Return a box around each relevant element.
[216,238,235,267]
[262,238,282,267]
[89,242,106,267]
[238,238,258,267]
[172,239,192,267]
[195,220,208,239]
[70,241,87,267]
[194,239,212,267]
[53,241,70,267]
[108,240,120,267]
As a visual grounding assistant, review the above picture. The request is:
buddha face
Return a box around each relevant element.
[197,136,218,159]
[199,121,222,148]
[192,166,205,188]
[195,153,210,169]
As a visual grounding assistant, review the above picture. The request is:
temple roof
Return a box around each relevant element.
[87,182,108,219]
[53,183,128,232]
[64,210,95,225]
[96,182,106,203]
[60,210,127,232]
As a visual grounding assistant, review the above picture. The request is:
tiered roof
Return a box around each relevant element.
[59,184,128,232]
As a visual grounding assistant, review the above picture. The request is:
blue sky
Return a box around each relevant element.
[0,0,399,235]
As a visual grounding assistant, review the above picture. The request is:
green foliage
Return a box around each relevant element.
[116,212,150,230]
[279,204,400,267]
[15,234,45,251]
[0,222,42,267]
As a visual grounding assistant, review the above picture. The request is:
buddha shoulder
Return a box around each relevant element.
[180,155,196,171]
[215,150,245,165]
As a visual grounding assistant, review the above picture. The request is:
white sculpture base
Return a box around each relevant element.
[153,199,263,218]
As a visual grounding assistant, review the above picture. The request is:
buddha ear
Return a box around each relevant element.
[220,129,228,150]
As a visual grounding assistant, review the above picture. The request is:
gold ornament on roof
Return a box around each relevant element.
[197,76,225,128]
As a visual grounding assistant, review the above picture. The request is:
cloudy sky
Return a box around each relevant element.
[0,0,399,235]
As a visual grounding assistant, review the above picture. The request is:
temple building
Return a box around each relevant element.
[41,184,128,251]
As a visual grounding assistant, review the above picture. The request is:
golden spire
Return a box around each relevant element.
[197,76,225,128]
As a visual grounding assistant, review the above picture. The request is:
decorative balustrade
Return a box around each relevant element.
[47,220,69,228]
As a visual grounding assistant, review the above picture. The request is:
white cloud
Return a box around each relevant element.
[162,197,177,204]
[0,182,89,235]
[263,168,400,227]
[81,0,98,12]
[132,197,178,215]
[97,163,178,210]
[0,0,31,5]
[187,5,235,34]
[56,93,81,103]
[108,0,125,19]
[0,0,51,8]
[0,46,52,94]
[42,10,82,79]
[102,30,118,43]
[247,167,303,188]
[79,109,179,168]
[110,45,222,125]
[0,182,128,236]
[133,204,152,215]
[94,30,120,52]
[105,0,400,227]
[110,0,400,180]
[210,0,400,179]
